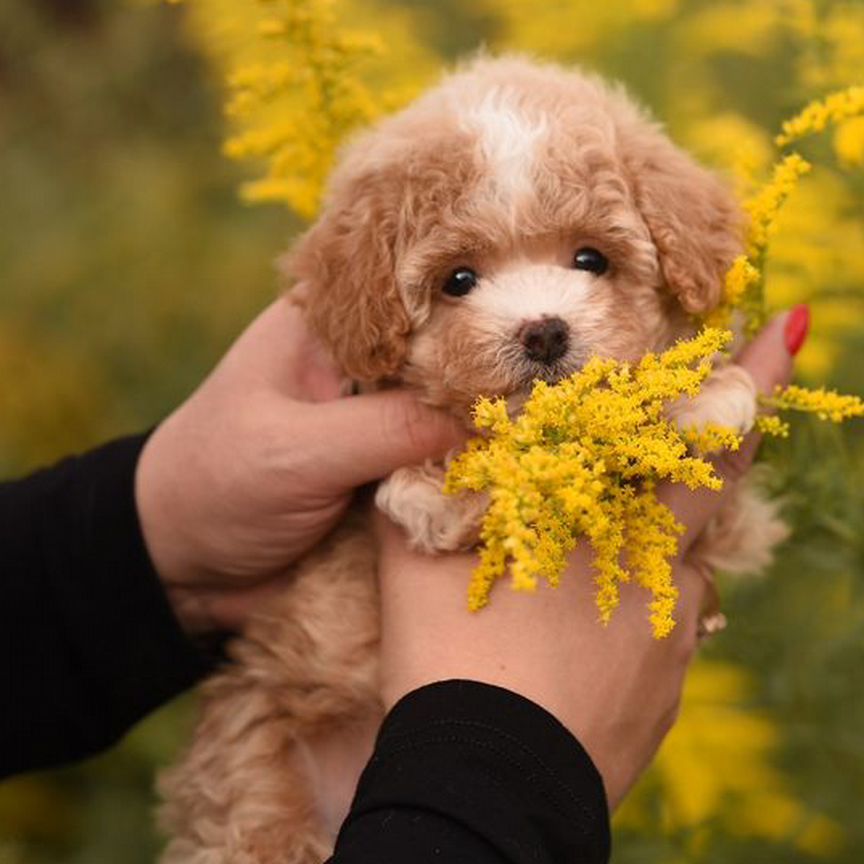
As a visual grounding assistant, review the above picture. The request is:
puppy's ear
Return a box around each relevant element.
[627,135,743,315]
[287,166,411,381]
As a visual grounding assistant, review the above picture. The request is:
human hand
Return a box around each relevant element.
[135,295,463,635]
[376,310,803,810]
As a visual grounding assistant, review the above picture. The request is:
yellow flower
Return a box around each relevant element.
[682,422,744,453]
[765,385,864,423]
[754,414,790,438]
[705,254,761,329]
[618,661,845,856]
[709,98,864,438]
[776,85,864,147]
[445,328,736,638]
[178,0,438,219]
[744,154,811,257]
[723,257,760,308]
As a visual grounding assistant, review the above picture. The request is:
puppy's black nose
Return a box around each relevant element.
[519,317,569,365]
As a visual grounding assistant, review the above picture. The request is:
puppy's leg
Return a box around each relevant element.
[669,364,788,577]
[158,661,332,864]
[375,462,486,552]
[158,519,381,864]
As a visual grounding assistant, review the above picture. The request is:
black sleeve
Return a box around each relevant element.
[0,434,212,779]
[330,680,611,864]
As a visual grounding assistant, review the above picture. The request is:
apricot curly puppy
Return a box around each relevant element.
[158,56,786,864]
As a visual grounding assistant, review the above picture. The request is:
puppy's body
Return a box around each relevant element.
[159,58,786,863]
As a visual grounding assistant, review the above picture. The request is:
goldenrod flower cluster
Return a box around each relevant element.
[707,151,817,336]
[175,0,440,219]
[765,385,864,425]
[754,414,790,438]
[724,94,864,439]
[708,87,864,338]
[776,85,864,147]
[221,0,382,217]
[710,155,811,336]
[705,254,761,330]
[744,154,812,257]
[445,328,736,638]
[707,87,864,435]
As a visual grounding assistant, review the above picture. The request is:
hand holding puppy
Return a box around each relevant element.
[135,295,464,634]
[376,311,799,809]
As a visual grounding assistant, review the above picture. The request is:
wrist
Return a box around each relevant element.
[135,424,208,634]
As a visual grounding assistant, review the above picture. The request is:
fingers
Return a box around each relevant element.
[220,297,465,491]
[661,311,799,554]
[307,389,468,490]
[735,308,798,394]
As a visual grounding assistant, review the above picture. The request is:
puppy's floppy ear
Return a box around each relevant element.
[627,133,743,315]
[286,165,411,381]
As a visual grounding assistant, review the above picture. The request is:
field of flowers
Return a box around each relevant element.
[1,1,863,862]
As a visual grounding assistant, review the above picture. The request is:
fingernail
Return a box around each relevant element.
[784,304,810,356]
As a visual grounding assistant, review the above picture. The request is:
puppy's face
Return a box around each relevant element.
[404,235,665,412]
[291,59,742,416]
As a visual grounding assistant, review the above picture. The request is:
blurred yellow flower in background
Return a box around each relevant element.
[618,662,846,859]
[179,0,438,216]
[683,112,774,195]
[470,0,682,58]
[835,116,864,166]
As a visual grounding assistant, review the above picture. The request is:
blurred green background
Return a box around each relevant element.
[1,1,863,862]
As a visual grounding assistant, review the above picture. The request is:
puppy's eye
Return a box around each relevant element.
[573,247,609,276]
[443,267,478,297]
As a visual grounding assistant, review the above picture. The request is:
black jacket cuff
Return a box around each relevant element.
[333,680,611,864]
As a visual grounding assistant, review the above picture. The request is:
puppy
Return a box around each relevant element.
[158,56,787,864]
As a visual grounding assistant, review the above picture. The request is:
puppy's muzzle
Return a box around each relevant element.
[518,317,570,365]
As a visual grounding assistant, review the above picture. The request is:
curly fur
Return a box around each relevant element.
[158,56,786,864]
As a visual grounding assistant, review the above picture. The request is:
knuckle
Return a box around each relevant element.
[383,393,432,455]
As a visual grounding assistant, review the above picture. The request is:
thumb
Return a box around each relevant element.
[305,389,468,491]
[661,309,801,553]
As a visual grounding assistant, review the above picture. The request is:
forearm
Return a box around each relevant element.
[0,434,211,778]
[330,681,611,864]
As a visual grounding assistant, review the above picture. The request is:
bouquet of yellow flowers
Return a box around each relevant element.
[444,328,738,637]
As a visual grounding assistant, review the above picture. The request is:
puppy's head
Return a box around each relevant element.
[289,57,742,414]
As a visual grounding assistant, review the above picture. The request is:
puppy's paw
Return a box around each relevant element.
[375,464,485,553]
[670,363,757,437]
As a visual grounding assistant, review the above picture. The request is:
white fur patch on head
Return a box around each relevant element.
[463,87,546,209]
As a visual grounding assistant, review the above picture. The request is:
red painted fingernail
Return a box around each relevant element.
[784,304,810,356]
